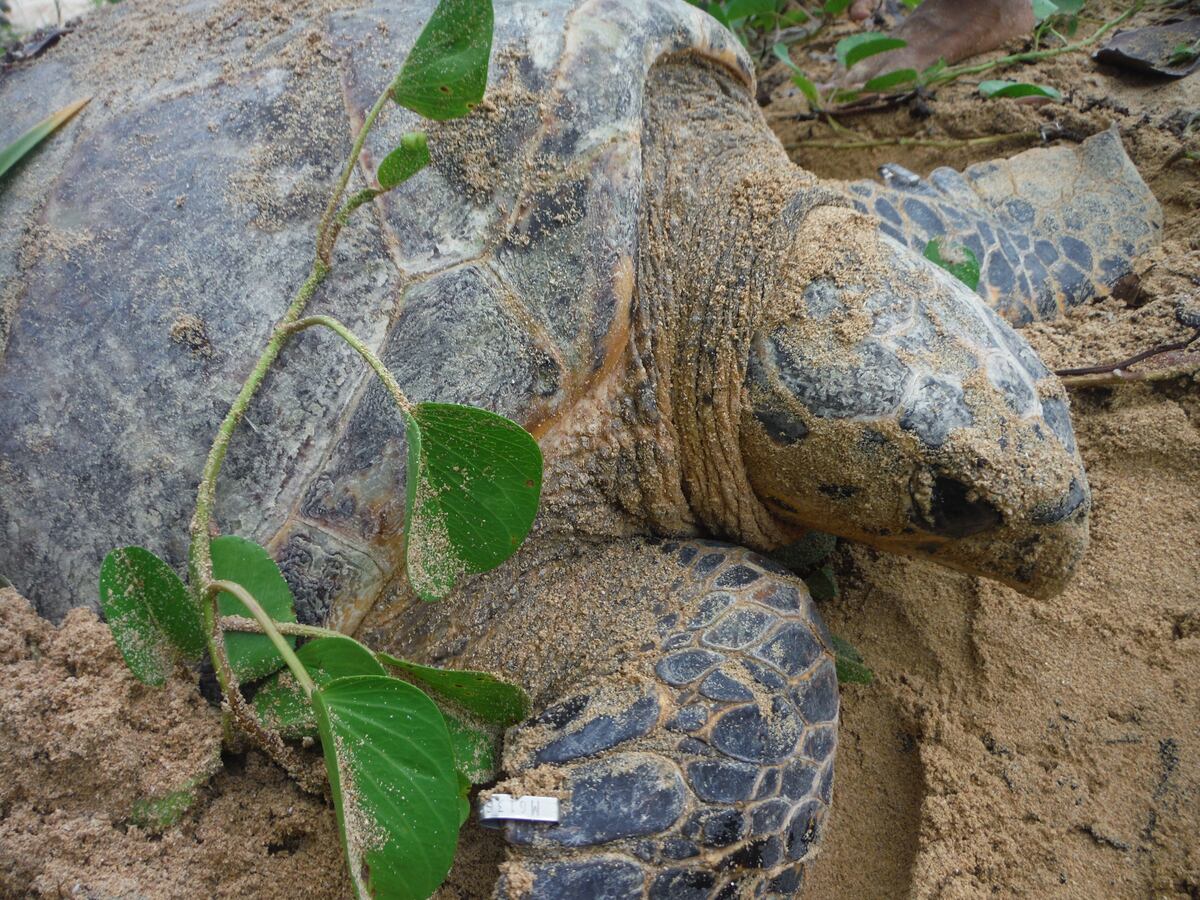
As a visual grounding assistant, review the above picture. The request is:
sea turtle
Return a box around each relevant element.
[0,0,1161,895]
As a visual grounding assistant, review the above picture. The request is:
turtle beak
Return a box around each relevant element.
[739,208,1089,598]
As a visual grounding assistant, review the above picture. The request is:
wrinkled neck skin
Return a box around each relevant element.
[539,56,843,551]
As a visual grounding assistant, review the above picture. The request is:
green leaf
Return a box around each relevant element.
[403,403,542,601]
[836,33,906,69]
[210,536,298,682]
[725,0,776,21]
[831,634,874,685]
[823,0,852,14]
[773,43,821,107]
[863,67,918,92]
[770,531,838,576]
[1033,0,1082,20]
[254,635,386,738]
[313,676,460,900]
[378,131,431,190]
[443,710,497,784]
[128,759,220,832]
[924,237,982,291]
[804,564,839,602]
[392,0,493,121]
[978,79,1061,100]
[99,547,206,686]
[376,653,530,727]
[1,96,90,182]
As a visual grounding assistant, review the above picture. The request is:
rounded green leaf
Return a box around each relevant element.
[254,635,386,738]
[99,546,205,686]
[443,710,497,785]
[863,67,918,92]
[924,237,981,291]
[403,403,542,601]
[392,0,493,121]
[832,634,874,685]
[836,33,906,69]
[313,675,460,900]
[978,80,1062,100]
[378,131,431,190]
[210,536,297,682]
[376,652,530,727]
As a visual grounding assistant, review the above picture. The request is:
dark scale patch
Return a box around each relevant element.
[785,800,824,861]
[998,230,1022,270]
[539,756,685,847]
[677,545,698,565]
[662,838,700,860]
[703,608,778,650]
[745,553,792,577]
[1032,477,1089,525]
[657,613,679,635]
[694,552,726,576]
[743,658,787,691]
[794,660,839,724]
[700,670,756,702]
[649,869,715,900]
[687,759,760,802]
[668,704,709,733]
[754,767,780,800]
[751,799,791,835]
[1040,396,1077,454]
[879,222,905,244]
[851,199,869,215]
[1061,235,1093,272]
[755,583,801,613]
[1035,239,1059,266]
[984,250,1016,298]
[523,858,644,900]
[688,591,735,628]
[715,564,762,589]
[873,196,903,227]
[781,758,817,799]
[536,693,660,764]
[1003,197,1036,226]
[978,219,995,248]
[537,693,590,729]
[657,649,724,685]
[768,865,804,894]
[901,197,945,235]
[899,376,973,449]
[803,279,846,319]
[818,762,835,804]
[722,836,783,871]
[766,331,909,419]
[962,231,986,265]
[849,182,872,197]
[663,631,694,650]
[753,404,809,445]
[710,698,802,763]
[802,725,836,762]
[701,809,746,847]
[1053,262,1094,308]
[986,356,1037,416]
[754,623,823,678]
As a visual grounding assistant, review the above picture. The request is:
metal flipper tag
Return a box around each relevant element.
[478,793,561,828]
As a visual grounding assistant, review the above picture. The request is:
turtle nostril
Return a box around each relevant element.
[914,476,1002,538]
[1032,477,1089,525]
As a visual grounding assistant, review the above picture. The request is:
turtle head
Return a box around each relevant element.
[739,208,1089,598]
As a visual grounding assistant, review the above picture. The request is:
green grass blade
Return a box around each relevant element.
[0,96,90,181]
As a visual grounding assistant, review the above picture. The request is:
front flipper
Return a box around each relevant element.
[844,127,1162,323]
[491,540,838,899]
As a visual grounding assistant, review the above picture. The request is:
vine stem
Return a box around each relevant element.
[787,130,1040,152]
[220,615,344,640]
[210,580,315,696]
[187,76,401,635]
[283,315,413,413]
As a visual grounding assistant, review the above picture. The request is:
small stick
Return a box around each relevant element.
[1054,328,1200,378]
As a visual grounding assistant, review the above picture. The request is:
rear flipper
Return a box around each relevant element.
[844,126,1162,324]
[490,541,838,899]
